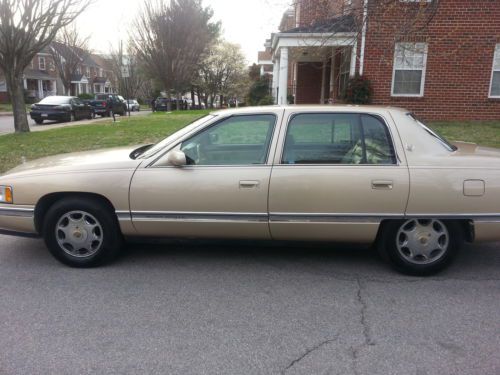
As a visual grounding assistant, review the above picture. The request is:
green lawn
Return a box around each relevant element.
[430,121,500,149]
[0,111,498,174]
[0,103,33,113]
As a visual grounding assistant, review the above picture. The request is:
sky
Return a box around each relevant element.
[77,0,292,64]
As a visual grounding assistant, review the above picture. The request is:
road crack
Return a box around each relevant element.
[350,279,375,375]
[281,338,337,374]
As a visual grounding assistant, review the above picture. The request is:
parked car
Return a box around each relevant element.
[89,94,126,117]
[155,97,186,111]
[1,106,499,274]
[126,99,140,112]
[30,96,93,124]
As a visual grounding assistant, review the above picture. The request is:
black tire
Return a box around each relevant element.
[377,219,463,276]
[69,112,75,122]
[34,119,44,125]
[42,197,123,268]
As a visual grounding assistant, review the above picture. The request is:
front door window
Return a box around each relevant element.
[180,114,276,165]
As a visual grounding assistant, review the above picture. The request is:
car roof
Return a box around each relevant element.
[210,105,410,116]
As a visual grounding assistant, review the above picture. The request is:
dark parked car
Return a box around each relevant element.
[30,96,93,124]
[155,97,187,111]
[89,94,127,117]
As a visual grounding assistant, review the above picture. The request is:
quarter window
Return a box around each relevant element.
[282,113,396,165]
[180,115,276,166]
[490,44,500,98]
[392,42,427,96]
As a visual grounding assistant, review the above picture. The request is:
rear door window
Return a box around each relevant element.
[282,113,396,165]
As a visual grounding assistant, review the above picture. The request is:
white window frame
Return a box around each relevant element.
[391,42,428,97]
[39,57,46,70]
[489,44,500,99]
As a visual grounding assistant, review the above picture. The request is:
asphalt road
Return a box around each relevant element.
[0,236,498,375]
[0,110,150,134]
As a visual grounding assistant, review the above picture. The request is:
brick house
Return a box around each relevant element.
[259,0,500,121]
[0,45,118,103]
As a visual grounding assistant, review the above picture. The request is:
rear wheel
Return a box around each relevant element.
[69,112,75,122]
[34,119,44,125]
[377,219,463,276]
[42,198,123,267]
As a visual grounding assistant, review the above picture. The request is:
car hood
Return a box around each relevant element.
[3,146,144,178]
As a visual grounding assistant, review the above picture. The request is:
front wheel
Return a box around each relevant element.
[42,198,123,267]
[377,219,463,276]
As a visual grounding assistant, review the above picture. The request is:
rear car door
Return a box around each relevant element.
[129,111,282,239]
[268,110,410,243]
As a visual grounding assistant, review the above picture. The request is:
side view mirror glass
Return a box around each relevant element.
[166,150,187,167]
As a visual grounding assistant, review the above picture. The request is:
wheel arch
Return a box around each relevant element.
[34,192,117,234]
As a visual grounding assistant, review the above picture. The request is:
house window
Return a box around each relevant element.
[392,42,428,97]
[490,44,500,98]
[86,67,90,78]
[39,57,46,70]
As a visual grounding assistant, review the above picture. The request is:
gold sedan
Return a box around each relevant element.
[0,106,499,275]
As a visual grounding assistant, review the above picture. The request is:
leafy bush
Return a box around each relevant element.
[344,74,373,104]
[258,96,274,106]
[78,93,94,100]
[247,77,271,106]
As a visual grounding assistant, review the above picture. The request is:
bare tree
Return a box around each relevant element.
[50,26,91,96]
[0,0,91,132]
[197,41,249,108]
[132,0,219,110]
[110,42,147,101]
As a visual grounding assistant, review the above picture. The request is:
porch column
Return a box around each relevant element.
[260,65,265,76]
[349,41,358,77]
[320,60,327,104]
[329,49,336,103]
[37,79,43,99]
[278,47,288,105]
[23,79,27,90]
[272,60,279,103]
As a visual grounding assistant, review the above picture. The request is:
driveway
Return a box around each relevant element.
[0,110,151,135]
[0,237,498,375]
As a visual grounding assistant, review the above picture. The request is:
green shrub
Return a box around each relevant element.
[247,77,271,106]
[258,96,274,106]
[344,74,373,104]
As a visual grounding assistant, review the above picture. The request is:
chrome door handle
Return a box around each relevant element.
[371,180,393,190]
[239,180,260,189]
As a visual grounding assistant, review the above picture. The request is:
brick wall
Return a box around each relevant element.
[363,0,500,121]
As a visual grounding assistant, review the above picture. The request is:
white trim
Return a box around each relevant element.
[359,0,368,75]
[488,44,500,98]
[391,42,428,97]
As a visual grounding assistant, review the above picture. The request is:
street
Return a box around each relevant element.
[0,236,498,375]
[0,110,150,134]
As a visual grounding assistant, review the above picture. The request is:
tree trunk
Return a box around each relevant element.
[190,87,195,110]
[197,89,203,108]
[220,94,224,108]
[176,93,181,111]
[6,73,30,133]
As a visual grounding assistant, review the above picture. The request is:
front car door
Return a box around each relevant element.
[268,109,410,243]
[129,110,283,239]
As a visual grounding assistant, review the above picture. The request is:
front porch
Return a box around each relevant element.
[24,78,57,100]
[271,18,357,105]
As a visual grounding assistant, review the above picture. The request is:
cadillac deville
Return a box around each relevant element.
[0,106,499,275]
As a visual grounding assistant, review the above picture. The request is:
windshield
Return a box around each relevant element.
[407,114,457,152]
[139,114,216,158]
[38,96,71,105]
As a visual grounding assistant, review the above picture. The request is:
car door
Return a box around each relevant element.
[268,110,410,243]
[129,111,282,239]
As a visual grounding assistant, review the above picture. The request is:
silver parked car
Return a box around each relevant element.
[126,99,140,112]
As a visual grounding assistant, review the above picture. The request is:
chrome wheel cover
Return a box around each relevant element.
[396,219,449,265]
[55,211,104,258]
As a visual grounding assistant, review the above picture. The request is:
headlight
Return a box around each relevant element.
[0,186,13,204]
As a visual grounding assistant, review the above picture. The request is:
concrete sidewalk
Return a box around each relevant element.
[0,110,152,135]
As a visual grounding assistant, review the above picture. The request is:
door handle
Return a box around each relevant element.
[371,180,393,190]
[239,180,260,189]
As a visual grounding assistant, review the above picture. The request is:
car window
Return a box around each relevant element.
[180,114,276,165]
[282,113,396,165]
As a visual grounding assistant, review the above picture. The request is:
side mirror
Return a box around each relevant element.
[166,150,187,167]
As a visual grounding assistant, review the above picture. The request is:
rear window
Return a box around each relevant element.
[39,96,71,105]
[407,114,457,152]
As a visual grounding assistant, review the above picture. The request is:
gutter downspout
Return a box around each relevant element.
[359,0,368,76]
